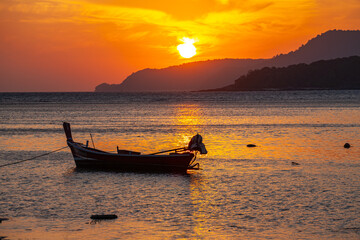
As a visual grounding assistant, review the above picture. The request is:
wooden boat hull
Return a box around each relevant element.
[67,141,195,172]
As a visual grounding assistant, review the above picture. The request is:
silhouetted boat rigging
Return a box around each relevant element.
[63,122,207,172]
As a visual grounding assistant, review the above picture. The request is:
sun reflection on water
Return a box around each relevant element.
[172,103,205,145]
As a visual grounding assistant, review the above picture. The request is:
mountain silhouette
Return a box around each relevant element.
[95,30,360,92]
[271,30,360,66]
[204,56,360,91]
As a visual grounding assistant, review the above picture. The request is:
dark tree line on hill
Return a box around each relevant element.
[211,56,360,91]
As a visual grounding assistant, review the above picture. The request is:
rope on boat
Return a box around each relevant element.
[0,146,68,168]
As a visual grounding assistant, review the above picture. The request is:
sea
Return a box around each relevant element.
[0,91,359,240]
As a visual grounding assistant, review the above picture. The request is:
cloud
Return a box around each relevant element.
[0,0,321,62]
[216,0,229,4]
[0,0,314,34]
[1,0,358,65]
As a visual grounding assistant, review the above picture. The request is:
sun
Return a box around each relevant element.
[177,37,196,58]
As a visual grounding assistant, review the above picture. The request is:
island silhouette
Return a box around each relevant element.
[95,30,360,92]
[202,56,360,91]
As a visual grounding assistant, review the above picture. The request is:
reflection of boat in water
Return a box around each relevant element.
[63,122,207,173]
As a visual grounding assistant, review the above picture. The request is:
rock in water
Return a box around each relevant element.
[344,143,351,148]
[90,214,118,220]
[247,144,256,147]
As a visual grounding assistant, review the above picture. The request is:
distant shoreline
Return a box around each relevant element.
[198,87,360,93]
[1,89,360,94]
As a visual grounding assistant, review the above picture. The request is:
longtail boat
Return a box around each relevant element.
[63,122,207,172]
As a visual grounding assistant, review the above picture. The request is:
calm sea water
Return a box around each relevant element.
[0,91,359,239]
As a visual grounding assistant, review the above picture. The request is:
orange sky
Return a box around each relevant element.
[0,0,359,91]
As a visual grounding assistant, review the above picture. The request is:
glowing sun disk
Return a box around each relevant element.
[177,37,196,58]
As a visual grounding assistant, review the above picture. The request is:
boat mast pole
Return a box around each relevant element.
[90,133,96,149]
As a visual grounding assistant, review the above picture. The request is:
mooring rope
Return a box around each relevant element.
[0,146,68,168]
